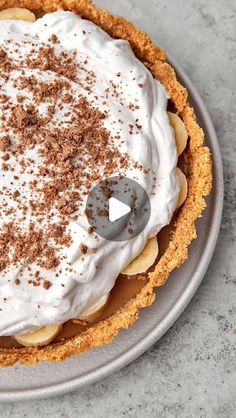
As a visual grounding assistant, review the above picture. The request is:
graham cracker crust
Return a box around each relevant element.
[0,0,212,367]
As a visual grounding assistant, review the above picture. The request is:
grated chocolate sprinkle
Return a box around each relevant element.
[0,33,146,291]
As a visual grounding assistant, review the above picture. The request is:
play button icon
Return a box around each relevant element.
[109,197,131,222]
[86,177,151,242]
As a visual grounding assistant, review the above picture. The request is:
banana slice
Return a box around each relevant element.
[0,7,36,22]
[176,167,188,209]
[122,237,159,276]
[168,112,188,156]
[14,324,61,347]
[77,293,110,323]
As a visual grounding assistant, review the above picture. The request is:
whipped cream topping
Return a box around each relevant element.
[0,11,179,336]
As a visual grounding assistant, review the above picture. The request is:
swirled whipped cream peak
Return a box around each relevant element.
[0,11,179,336]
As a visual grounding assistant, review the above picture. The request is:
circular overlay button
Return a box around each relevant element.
[86,177,151,242]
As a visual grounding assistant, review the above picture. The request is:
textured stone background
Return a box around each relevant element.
[1,0,236,416]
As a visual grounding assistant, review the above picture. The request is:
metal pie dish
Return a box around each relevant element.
[0,1,223,400]
[0,54,223,401]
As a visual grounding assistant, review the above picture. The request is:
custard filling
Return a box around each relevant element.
[0,7,188,348]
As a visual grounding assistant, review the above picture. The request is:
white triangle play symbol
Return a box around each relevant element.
[109,197,131,222]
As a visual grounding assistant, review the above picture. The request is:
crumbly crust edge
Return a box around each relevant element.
[0,0,212,367]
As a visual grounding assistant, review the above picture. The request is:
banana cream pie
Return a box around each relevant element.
[0,1,212,366]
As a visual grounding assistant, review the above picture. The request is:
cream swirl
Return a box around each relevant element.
[0,11,179,336]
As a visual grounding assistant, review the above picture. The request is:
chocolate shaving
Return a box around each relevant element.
[0,33,144,290]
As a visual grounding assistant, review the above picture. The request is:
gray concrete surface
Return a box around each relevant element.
[1,0,236,416]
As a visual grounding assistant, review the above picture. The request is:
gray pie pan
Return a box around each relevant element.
[0,57,223,402]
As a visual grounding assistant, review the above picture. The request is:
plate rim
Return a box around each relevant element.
[0,56,224,402]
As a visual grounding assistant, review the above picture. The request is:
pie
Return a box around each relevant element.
[0,0,212,367]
